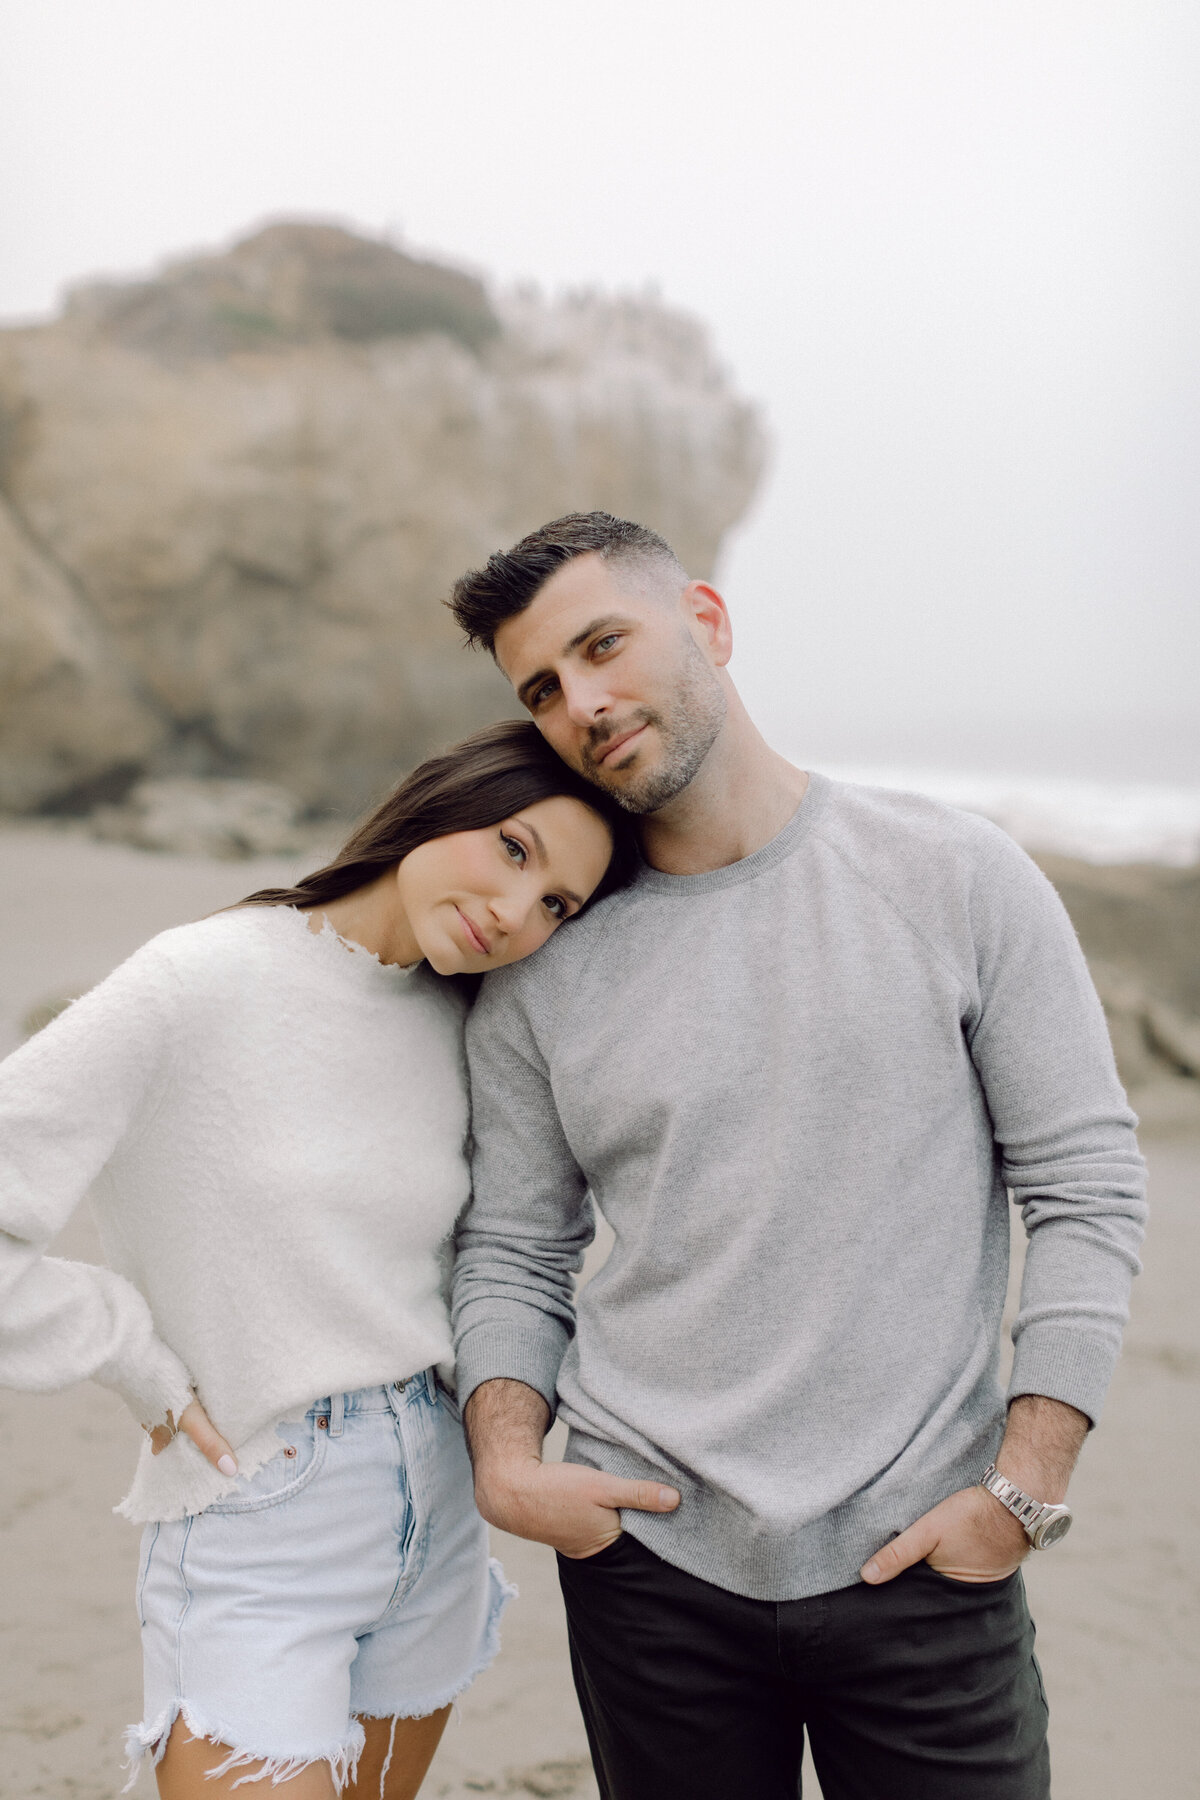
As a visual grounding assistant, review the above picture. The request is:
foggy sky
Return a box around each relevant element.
[2,1,1197,779]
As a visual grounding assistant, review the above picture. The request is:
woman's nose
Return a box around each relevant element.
[487,888,533,937]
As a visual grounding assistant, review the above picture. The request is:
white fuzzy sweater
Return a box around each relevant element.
[0,906,471,1521]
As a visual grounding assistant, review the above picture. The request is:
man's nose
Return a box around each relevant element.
[560,669,612,729]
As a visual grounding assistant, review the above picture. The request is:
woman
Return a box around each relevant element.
[0,721,636,1800]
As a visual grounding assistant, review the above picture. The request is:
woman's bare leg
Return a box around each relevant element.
[154,1716,338,1798]
[349,1709,452,1800]
[151,1705,450,1799]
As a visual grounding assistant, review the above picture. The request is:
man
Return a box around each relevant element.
[446,512,1146,1799]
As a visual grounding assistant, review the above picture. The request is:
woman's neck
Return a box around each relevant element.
[304,870,420,967]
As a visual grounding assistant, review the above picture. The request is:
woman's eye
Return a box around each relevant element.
[593,634,619,655]
[544,895,567,920]
[501,833,527,865]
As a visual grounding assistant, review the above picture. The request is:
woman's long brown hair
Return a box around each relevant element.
[238,719,639,914]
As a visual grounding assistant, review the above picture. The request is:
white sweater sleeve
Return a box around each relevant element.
[0,940,196,1427]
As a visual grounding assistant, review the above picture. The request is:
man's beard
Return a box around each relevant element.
[580,639,727,815]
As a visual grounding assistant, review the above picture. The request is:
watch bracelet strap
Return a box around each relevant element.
[979,1462,1052,1534]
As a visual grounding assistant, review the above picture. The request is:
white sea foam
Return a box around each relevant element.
[815,767,1200,867]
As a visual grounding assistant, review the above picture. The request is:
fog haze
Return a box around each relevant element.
[3,0,1196,778]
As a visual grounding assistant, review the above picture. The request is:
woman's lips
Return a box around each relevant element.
[598,723,647,766]
[456,908,491,955]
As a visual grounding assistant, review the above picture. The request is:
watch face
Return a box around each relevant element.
[1036,1512,1072,1549]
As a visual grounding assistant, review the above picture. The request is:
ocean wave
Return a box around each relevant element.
[816,767,1200,867]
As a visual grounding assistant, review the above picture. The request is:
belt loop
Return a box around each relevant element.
[423,1368,436,1403]
[329,1391,345,1437]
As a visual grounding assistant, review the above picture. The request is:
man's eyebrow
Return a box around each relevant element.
[516,666,556,709]
[513,815,585,910]
[515,616,632,708]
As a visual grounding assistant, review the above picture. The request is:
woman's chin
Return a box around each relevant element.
[423,942,473,978]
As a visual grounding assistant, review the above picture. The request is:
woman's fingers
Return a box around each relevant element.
[176,1399,238,1475]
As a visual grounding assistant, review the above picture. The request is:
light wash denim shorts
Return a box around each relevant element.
[124,1374,514,1791]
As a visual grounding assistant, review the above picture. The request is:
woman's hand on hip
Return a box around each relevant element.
[147,1399,238,1477]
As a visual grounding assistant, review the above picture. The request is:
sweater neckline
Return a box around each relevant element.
[256,904,422,990]
[634,770,829,897]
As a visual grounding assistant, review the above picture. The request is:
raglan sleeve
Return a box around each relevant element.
[451,965,594,1413]
[965,827,1148,1426]
[0,942,196,1428]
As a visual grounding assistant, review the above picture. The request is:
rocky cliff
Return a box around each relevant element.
[0,223,765,815]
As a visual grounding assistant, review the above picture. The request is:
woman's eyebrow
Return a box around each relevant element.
[513,815,548,865]
[513,816,584,908]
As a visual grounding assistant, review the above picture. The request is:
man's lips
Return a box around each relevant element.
[595,723,648,767]
[456,908,492,955]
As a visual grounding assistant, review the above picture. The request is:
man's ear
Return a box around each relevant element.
[682,582,733,668]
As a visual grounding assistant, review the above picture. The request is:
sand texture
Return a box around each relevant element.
[0,824,1196,1796]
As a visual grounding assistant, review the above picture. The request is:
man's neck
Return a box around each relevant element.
[638,697,809,876]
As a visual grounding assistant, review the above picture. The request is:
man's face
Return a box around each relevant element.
[493,552,729,815]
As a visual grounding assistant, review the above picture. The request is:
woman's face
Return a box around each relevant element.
[394,794,615,975]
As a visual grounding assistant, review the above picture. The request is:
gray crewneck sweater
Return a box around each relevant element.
[452,774,1146,1601]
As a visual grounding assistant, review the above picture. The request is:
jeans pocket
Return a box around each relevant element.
[559,1531,628,1569]
[206,1416,328,1515]
[919,1559,1022,1591]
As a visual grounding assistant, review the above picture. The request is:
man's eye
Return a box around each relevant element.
[544,895,567,920]
[501,833,526,865]
[530,680,558,709]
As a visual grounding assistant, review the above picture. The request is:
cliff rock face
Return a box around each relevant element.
[0,223,765,815]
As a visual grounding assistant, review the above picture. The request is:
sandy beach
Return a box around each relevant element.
[1,823,1196,1798]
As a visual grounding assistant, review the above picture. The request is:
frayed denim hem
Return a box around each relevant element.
[122,1564,516,1791]
[121,1702,365,1792]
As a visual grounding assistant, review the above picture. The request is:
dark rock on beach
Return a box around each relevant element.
[1033,854,1200,1103]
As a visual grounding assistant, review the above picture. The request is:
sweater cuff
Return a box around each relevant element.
[1007,1323,1120,1428]
[453,1320,569,1416]
[105,1342,196,1432]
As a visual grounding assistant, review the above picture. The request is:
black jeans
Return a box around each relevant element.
[558,1533,1050,1800]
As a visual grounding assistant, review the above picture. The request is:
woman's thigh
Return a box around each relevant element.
[155,1716,338,1798]
[349,1709,452,1800]
[155,1708,452,1800]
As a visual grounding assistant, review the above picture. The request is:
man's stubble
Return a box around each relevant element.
[580,634,727,816]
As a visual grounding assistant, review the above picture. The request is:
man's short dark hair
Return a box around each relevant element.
[447,511,685,655]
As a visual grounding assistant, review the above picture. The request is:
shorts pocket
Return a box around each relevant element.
[206,1416,328,1515]
[434,1377,461,1421]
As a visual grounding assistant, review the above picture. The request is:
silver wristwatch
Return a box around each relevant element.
[979,1463,1073,1549]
